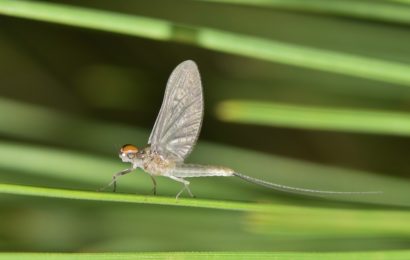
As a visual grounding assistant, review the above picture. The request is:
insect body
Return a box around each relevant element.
[103,60,381,198]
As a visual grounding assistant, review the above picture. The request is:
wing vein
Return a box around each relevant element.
[147,60,203,162]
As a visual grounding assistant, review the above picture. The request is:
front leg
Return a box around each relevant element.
[99,168,134,192]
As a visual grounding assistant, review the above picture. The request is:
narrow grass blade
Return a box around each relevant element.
[1,183,410,238]
[0,183,266,212]
[0,0,409,85]
[0,0,172,41]
[216,100,410,136]
[0,97,147,151]
[197,29,410,86]
[246,207,410,237]
[199,0,410,25]
[1,251,410,260]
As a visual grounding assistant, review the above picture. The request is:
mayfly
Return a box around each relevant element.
[103,60,381,198]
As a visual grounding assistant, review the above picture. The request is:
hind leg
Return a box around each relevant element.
[168,176,194,199]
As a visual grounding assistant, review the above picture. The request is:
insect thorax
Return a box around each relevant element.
[141,146,176,176]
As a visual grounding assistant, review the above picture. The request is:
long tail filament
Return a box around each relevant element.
[233,172,382,195]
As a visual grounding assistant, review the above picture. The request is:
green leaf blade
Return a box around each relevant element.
[216,100,410,136]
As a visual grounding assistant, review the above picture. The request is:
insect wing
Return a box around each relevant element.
[148,60,203,162]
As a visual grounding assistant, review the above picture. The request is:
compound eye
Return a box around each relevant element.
[127,152,136,159]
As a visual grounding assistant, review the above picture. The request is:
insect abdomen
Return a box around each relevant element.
[171,164,234,178]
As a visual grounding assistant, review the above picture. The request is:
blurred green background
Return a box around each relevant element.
[0,0,410,257]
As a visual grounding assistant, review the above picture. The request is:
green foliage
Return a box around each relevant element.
[0,0,409,85]
[201,0,410,25]
[1,251,410,259]
[0,0,409,258]
[217,100,410,136]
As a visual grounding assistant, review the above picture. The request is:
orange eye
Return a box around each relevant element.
[120,144,138,154]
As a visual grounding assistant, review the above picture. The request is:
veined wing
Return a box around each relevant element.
[148,60,203,162]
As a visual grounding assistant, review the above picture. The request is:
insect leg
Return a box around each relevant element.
[150,175,157,195]
[168,176,194,199]
[99,168,134,192]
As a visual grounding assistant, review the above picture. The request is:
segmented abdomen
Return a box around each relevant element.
[170,164,234,178]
